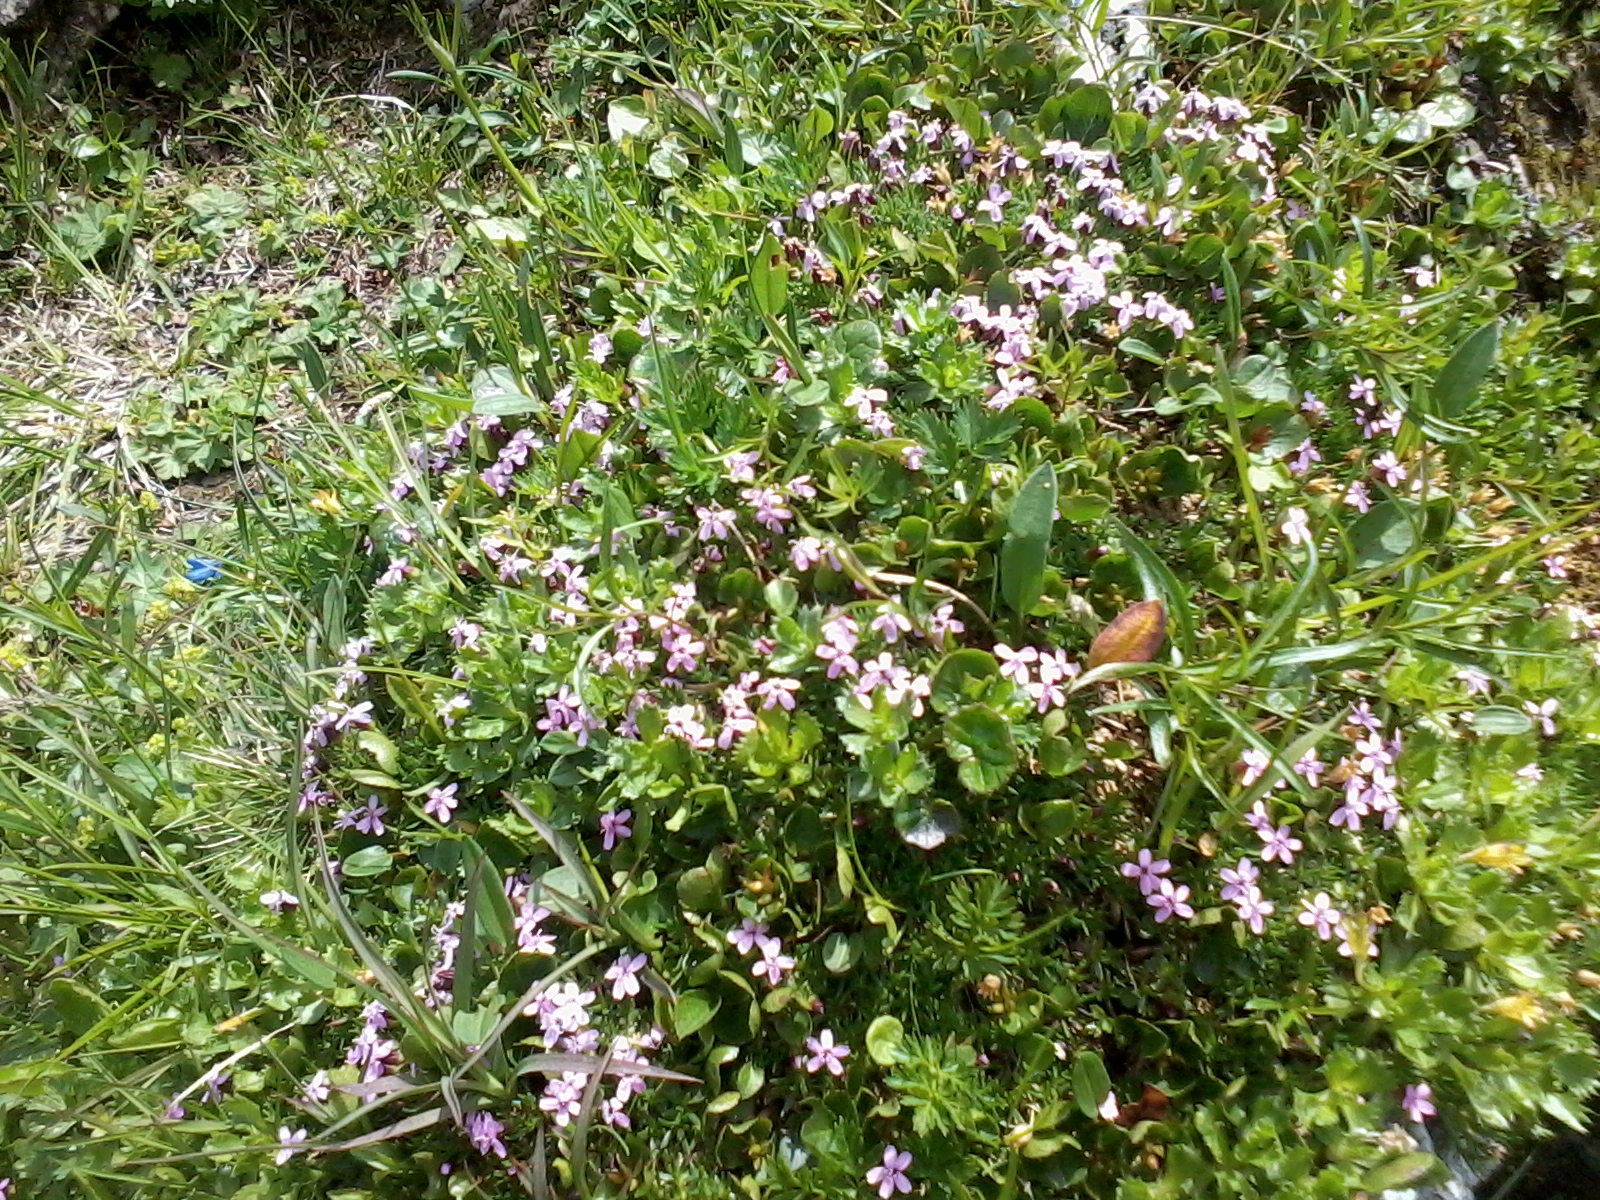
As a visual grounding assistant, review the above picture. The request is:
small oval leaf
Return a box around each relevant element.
[1086,600,1167,670]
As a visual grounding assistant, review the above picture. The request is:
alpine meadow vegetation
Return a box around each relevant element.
[1,1,1599,1198]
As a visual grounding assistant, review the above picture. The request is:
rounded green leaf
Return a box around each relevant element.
[865,1015,905,1066]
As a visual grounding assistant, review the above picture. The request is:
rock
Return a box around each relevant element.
[1,0,121,88]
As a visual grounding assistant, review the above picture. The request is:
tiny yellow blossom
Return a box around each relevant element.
[1487,992,1548,1029]
[1462,843,1533,874]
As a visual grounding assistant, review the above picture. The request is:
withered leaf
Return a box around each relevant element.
[1086,600,1167,670]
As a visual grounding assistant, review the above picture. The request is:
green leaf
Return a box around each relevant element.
[750,234,789,318]
[1361,1153,1443,1191]
[1000,463,1057,616]
[1470,705,1533,736]
[470,365,538,417]
[1350,502,1420,569]
[1072,1050,1113,1119]
[895,799,962,851]
[674,990,721,1038]
[1061,84,1112,142]
[929,649,1000,714]
[356,729,400,776]
[865,1015,905,1065]
[1057,493,1110,523]
[833,319,882,379]
[340,845,393,878]
[942,704,1018,794]
[1431,320,1500,420]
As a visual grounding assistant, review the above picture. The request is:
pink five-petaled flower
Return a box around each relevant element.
[1234,886,1275,934]
[1281,506,1313,546]
[276,1126,308,1165]
[804,1029,851,1076]
[1243,800,1274,836]
[1298,892,1342,940]
[1239,747,1272,788]
[1147,878,1194,923]
[1120,849,1171,896]
[725,450,761,483]
[1402,1082,1436,1123]
[1344,480,1372,513]
[753,938,796,986]
[1258,823,1303,865]
[871,605,914,643]
[1293,749,1326,787]
[600,808,633,850]
[424,782,459,823]
[727,918,770,956]
[1218,857,1260,902]
[1457,667,1492,696]
[352,796,388,836]
[303,1070,332,1103]
[1372,450,1407,487]
[605,952,648,1001]
[695,505,737,541]
[1545,554,1569,580]
[866,1145,914,1199]
[465,1110,508,1158]
[994,643,1038,686]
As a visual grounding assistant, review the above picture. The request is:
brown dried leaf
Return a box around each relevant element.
[1086,600,1167,670]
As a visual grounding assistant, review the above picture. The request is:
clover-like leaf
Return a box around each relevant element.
[941,704,1018,794]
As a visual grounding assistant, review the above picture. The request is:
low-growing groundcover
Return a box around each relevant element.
[2,1,1600,1198]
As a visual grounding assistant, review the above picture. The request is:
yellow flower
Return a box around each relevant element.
[1487,992,1548,1029]
[1462,843,1533,874]
[310,489,345,517]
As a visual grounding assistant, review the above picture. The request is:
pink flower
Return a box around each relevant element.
[350,796,388,837]
[1545,555,1569,580]
[926,602,965,647]
[1344,480,1372,513]
[695,505,737,541]
[1297,892,1342,940]
[753,939,796,986]
[867,1145,914,1198]
[994,643,1037,686]
[1243,800,1274,835]
[1258,824,1303,865]
[1402,1082,1436,1123]
[450,619,483,650]
[1234,886,1275,934]
[1120,848,1171,896]
[1147,878,1194,923]
[740,486,794,533]
[902,443,927,470]
[1525,698,1559,737]
[1349,376,1377,406]
[727,918,770,956]
[605,952,648,1001]
[725,450,761,483]
[1293,750,1326,787]
[275,1126,308,1165]
[1239,747,1272,788]
[756,677,800,711]
[804,1029,851,1076]
[302,1070,331,1103]
[1218,857,1259,902]
[871,605,913,643]
[600,808,633,850]
[465,1110,508,1158]
[1280,506,1312,546]
[424,782,459,823]
[1457,667,1492,696]
[1372,450,1407,487]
